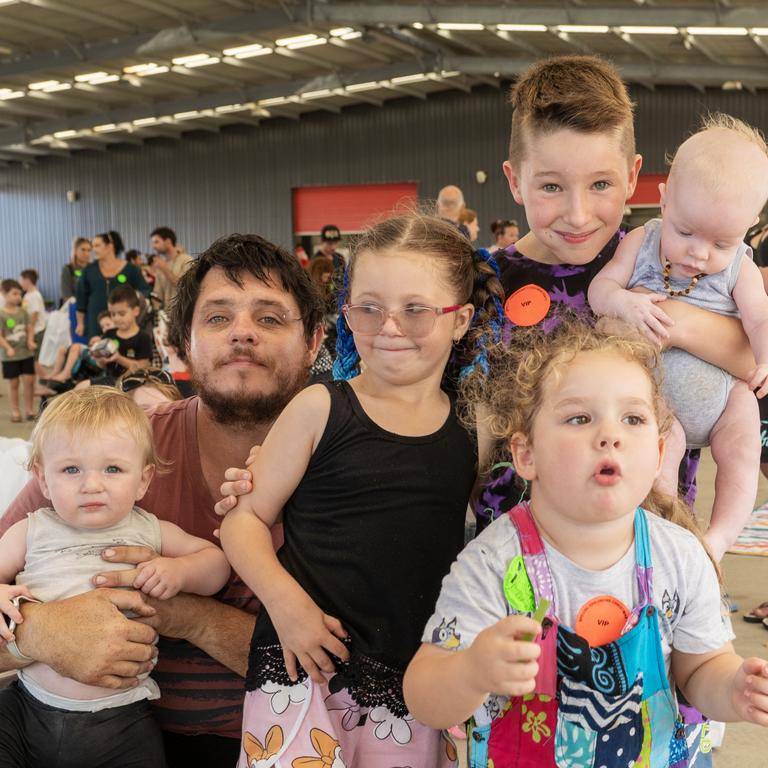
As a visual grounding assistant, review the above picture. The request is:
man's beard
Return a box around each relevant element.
[190,357,308,430]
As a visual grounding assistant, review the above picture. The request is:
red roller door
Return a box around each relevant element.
[293,182,418,235]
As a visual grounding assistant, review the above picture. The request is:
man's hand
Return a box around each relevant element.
[92,545,159,588]
[16,589,157,689]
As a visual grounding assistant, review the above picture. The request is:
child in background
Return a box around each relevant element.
[479,55,756,529]
[404,319,768,767]
[91,285,152,385]
[19,269,47,354]
[589,115,768,561]
[0,387,230,768]
[219,214,503,768]
[0,278,37,422]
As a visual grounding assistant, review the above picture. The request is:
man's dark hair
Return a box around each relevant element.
[151,227,177,246]
[168,233,324,361]
[20,269,39,285]
[108,285,140,308]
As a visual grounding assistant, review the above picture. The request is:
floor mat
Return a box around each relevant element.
[727,503,768,556]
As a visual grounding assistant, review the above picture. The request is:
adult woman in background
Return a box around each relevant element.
[75,231,149,339]
[59,237,91,304]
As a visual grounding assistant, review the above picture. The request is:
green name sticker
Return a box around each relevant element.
[74,269,82,277]
[5,317,16,329]
[503,555,536,613]
[117,274,127,283]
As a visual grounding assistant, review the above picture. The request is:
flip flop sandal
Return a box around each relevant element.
[10,414,21,423]
[763,617,768,630]
[744,601,768,623]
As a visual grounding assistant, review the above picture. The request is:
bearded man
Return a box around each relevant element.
[0,234,324,766]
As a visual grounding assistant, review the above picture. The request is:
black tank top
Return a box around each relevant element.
[249,380,476,683]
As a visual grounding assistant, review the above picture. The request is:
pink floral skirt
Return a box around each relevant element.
[238,674,458,768]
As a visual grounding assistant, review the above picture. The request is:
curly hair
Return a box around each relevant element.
[462,315,720,580]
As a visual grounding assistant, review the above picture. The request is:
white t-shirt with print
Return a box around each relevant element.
[422,510,733,712]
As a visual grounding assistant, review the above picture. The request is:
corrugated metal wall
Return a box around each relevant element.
[1,83,766,303]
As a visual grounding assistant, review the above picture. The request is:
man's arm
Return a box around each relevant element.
[142,593,254,677]
[661,300,755,379]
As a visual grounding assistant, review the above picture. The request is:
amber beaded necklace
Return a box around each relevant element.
[662,260,705,297]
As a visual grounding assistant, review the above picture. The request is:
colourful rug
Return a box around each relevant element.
[727,503,768,556]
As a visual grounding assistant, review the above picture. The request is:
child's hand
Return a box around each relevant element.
[0,584,36,644]
[214,447,260,517]
[132,557,186,599]
[28,340,37,351]
[748,364,768,399]
[4,347,15,358]
[270,589,349,684]
[731,657,768,725]
[465,615,541,698]
[615,292,673,344]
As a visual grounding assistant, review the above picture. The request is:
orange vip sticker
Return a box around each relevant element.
[575,595,630,647]
[504,284,551,326]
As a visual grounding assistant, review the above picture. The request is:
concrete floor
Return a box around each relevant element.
[1,393,767,762]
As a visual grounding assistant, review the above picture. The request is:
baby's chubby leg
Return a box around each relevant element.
[655,416,686,498]
[707,381,761,561]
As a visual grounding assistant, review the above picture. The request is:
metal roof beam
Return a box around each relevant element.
[313,3,768,28]
[0,58,440,148]
[440,55,768,88]
[18,0,136,34]
[0,12,81,46]
[0,7,293,79]
[119,0,200,24]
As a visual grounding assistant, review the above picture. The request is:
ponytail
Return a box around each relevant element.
[459,248,505,380]
[332,268,360,380]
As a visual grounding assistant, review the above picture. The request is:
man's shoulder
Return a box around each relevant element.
[149,396,197,427]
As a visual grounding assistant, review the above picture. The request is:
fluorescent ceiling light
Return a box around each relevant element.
[391,73,428,84]
[75,71,108,82]
[41,83,71,93]
[215,103,247,113]
[53,130,78,139]
[496,24,547,32]
[436,23,484,31]
[340,31,362,40]
[0,1,19,5]
[686,26,748,35]
[301,89,332,99]
[287,38,326,49]
[232,48,273,58]
[173,110,201,119]
[440,70,460,78]
[93,123,119,132]
[259,96,290,106]
[124,63,169,76]
[275,34,317,46]
[752,28,768,35]
[222,43,265,56]
[330,27,354,37]
[557,25,609,33]
[78,74,120,85]
[172,54,220,67]
[28,80,60,90]
[0,89,24,100]
[618,26,678,35]
[345,81,380,92]
[133,117,162,126]
[412,22,424,30]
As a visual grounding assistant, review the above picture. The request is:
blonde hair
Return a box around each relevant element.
[29,386,160,470]
[463,315,720,579]
[667,113,768,219]
[508,55,636,169]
